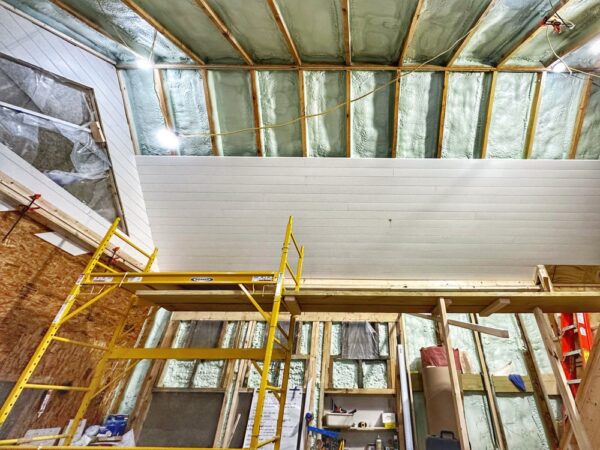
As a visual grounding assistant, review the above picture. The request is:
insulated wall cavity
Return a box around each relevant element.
[208,70,257,156]
[305,71,346,157]
[441,72,490,158]
[486,72,537,158]
[257,71,302,157]
[162,69,212,156]
[530,73,584,159]
[396,72,443,158]
[576,83,600,159]
[351,71,394,158]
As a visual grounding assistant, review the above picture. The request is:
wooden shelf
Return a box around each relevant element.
[324,388,395,395]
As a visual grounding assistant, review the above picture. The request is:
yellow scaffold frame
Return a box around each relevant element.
[0,216,304,450]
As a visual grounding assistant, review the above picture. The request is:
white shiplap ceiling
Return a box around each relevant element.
[136,157,600,281]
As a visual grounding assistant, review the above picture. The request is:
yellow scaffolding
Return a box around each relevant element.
[0,216,304,450]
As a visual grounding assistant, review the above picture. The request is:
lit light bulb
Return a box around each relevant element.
[156,128,179,150]
[551,62,567,73]
[135,58,152,70]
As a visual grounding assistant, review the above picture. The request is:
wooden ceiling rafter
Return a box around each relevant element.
[568,74,593,159]
[397,0,425,66]
[390,69,401,158]
[341,0,352,65]
[297,70,308,157]
[266,0,301,65]
[194,0,254,65]
[437,71,450,158]
[201,69,219,156]
[345,70,352,157]
[480,70,498,159]
[250,70,264,157]
[523,71,545,159]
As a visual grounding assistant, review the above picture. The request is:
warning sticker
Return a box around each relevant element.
[92,276,114,282]
[252,275,274,282]
[127,276,143,283]
[191,277,214,282]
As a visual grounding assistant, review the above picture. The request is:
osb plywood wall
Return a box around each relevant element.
[0,211,150,438]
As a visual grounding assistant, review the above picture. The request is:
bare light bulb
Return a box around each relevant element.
[135,58,152,70]
[551,62,567,73]
[156,128,179,150]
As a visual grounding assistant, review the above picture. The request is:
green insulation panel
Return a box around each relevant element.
[396,71,443,158]
[208,70,257,156]
[257,71,302,157]
[563,34,600,68]
[305,71,346,157]
[576,83,600,159]
[132,0,243,64]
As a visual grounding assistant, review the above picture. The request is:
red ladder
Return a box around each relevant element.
[560,312,593,396]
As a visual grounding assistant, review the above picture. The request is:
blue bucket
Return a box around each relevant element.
[104,414,128,436]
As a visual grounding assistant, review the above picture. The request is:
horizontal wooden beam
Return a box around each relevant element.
[479,298,511,316]
[108,347,287,360]
[410,372,557,394]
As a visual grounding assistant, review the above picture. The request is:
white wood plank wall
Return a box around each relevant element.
[0,6,154,251]
[137,157,600,281]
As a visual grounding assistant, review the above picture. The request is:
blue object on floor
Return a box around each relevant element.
[104,414,128,436]
[307,426,340,439]
[508,374,526,392]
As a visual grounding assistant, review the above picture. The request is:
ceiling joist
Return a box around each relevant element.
[523,71,545,159]
[568,75,593,159]
[437,71,450,158]
[194,0,253,65]
[266,0,301,65]
[398,0,425,66]
[341,0,351,65]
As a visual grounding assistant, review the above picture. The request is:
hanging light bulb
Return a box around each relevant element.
[135,57,152,70]
[156,128,179,150]
[551,61,567,73]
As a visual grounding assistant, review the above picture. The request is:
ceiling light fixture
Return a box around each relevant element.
[551,61,567,73]
[156,128,180,150]
[135,57,152,70]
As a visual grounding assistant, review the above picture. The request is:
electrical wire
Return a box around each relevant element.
[545,22,600,80]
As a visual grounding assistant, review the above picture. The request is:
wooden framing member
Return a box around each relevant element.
[516,315,559,447]
[194,0,253,65]
[297,70,308,157]
[470,314,506,450]
[480,70,497,158]
[398,0,425,65]
[249,70,264,156]
[153,69,174,130]
[116,69,140,153]
[568,75,593,159]
[266,0,301,64]
[340,0,351,65]
[523,71,545,159]
[547,30,600,69]
[345,70,352,158]
[447,0,498,66]
[201,69,219,155]
[437,298,470,449]
[391,70,400,158]
[121,0,206,65]
[437,71,450,158]
[496,0,571,67]
[479,298,510,316]
[408,313,509,338]
[533,307,592,450]
[317,322,332,427]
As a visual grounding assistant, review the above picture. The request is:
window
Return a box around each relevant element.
[0,53,125,227]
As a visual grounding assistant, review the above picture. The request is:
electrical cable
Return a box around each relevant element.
[546,26,600,80]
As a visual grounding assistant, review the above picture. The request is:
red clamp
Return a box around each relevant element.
[2,194,42,243]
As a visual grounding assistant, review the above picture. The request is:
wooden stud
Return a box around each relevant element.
[116,70,140,153]
[533,307,592,450]
[523,72,545,159]
[121,0,205,65]
[391,70,401,158]
[398,0,425,65]
[409,312,509,338]
[437,298,470,449]
[496,0,572,67]
[345,70,352,158]
[437,71,450,158]
[153,69,174,130]
[266,0,301,65]
[480,70,498,159]
[568,75,593,159]
[516,315,559,447]
[201,69,219,156]
[536,264,554,292]
[470,314,507,450]
[479,298,511,316]
[447,0,498,66]
[249,70,263,156]
[194,0,253,65]
[318,322,332,427]
[297,70,308,157]
[340,0,351,65]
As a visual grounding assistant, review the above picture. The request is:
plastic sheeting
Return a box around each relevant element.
[396,72,443,158]
[59,0,190,63]
[487,72,537,158]
[350,0,418,64]
[257,71,302,157]
[276,0,344,63]
[530,73,585,159]
[162,69,212,156]
[576,82,600,159]
[208,71,256,156]
[351,71,394,158]
[441,72,490,159]
[305,71,346,157]
[341,322,379,359]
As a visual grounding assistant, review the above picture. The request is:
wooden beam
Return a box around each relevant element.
[437,71,450,158]
[201,69,219,156]
[249,70,263,156]
[194,0,253,65]
[298,70,308,157]
[283,296,301,316]
[497,0,571,67]
[479,298,510,316]
[480,70,497,158]
[153,69,174,130]
[345,70,352,158]
[523,72,545,159]
[536,264,554,292]
[568,75,593,159]
[121,0,205,65]
[437,298,470,449]
[447,0,498,66]
[398,0,425,65]
[408,313,509,338]
[533,307,592,450]
[340,0,351,65]
[266,0,301,65]
[391,70,400,158]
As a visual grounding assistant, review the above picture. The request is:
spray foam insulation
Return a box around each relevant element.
[564,34,600,68]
